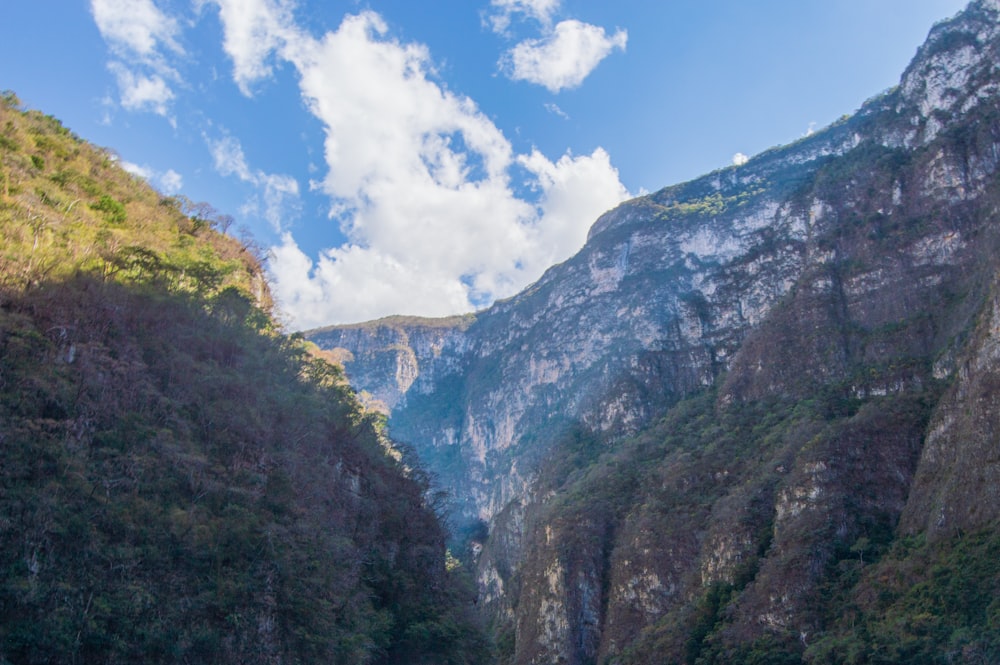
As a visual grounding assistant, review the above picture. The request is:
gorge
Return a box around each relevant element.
[307,1,1000,662]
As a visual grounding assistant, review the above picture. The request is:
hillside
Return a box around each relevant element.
[0,92,487,664]
[308,1,1000,662]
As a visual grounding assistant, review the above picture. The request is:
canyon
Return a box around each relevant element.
[308,1,1000,661]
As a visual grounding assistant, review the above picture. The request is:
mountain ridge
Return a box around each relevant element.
[0,93,488,664]
[308,1,1000,661]
[308,0,1000,522]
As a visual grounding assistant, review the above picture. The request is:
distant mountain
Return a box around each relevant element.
[307,1,1000,662]
[0,93,487,664]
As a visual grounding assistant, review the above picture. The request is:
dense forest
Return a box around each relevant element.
[0,92,488,664]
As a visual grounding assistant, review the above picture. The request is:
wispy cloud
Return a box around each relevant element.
[91,0,182,56]
[200,0,298,95]
[486,0,561,34]
[544,102,569,119]
[107,63,175,115]
[502,20,627,93]
[207,135,300,231]
[160,169,184,194]
[90,0,183,117]
[121,160,185,194]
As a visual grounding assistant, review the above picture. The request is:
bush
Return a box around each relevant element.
[91,194,127,224]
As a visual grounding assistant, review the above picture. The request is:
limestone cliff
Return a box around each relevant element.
[307,1,1000,661]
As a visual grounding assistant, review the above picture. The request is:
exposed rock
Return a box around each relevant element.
[900,284,1000,538]
[307,2,1000,661]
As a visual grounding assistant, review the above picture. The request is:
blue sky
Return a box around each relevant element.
[1,0,969,329]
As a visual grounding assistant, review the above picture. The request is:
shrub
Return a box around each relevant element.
[91,194,127,224]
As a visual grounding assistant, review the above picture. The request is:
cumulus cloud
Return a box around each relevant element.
[267,139,626,329]
[121,160,184,194]
[269,236,477,328]
[486,0,627,92]
[732,152,749,166]
[200,4,629,327]
[91,1,631,326]
[120,161,152,178]
[208,135,300,231]
[503,20,627,93]
[91,0,183,117]
[518,147,627,254]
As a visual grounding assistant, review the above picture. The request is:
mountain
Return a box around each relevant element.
[0,93,488,664]
[307,1,1000,662]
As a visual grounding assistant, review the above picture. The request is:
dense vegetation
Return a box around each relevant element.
[516,386,1000,665]
[0,92,488,664]
[487,51,1000,661]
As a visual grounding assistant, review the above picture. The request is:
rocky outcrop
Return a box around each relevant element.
[308,314,474,412]
[307,2,1000,661]
[900,282,1000,539]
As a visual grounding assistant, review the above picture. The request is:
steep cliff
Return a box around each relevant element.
[308,1,1000,662]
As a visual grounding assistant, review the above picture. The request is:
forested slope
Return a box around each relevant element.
[0,92,487,665]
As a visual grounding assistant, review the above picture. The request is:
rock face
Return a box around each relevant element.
[307,2,1000,661]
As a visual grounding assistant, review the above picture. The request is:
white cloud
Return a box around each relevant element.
[269,236,476,328]
[209,134,254,181]
[202,5,630,328]
[208,135,300,231]
[120,161,152,180]
[503,20,627,93]
[733,152,749,166]
[487,0,561,34]
[518,147,628,256]
[267,142,630,328]
[91,0,183,117]
[121,160,184,194]
[91,0,182,57]
[89,1,630,326]
[486,0,628,93]
[160,169,184,194]
[108,63,175,115]
[544,102,569,119]
[201,0,297,95]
